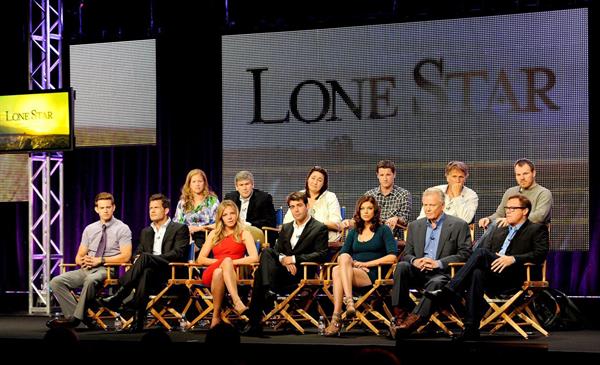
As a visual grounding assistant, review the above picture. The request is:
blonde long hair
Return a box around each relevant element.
[212,200,244,245]
[180,169,216,213]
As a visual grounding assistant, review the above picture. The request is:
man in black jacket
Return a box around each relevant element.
[99,193,189,331]
[425,194,549,340]
[242,191,328,336]
[224,170,276,244]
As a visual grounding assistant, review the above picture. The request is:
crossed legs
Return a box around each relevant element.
[210,257,247,328]
[325,253,371,336]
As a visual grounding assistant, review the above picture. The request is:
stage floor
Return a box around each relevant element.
[1,314,599,363]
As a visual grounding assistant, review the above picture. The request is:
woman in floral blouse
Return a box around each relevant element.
[174,168,219,249]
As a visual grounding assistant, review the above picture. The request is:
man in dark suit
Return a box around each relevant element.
[224,170,276,230]
[100,193,189,331]
[242,191,328,336]
[390,188,472,338]
[425,194,549,340]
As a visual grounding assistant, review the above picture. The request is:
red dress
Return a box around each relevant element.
[201,235,247,286]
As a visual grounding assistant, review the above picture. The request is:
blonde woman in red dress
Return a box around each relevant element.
[196,200,259,328]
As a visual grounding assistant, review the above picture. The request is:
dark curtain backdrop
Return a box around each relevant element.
[0,1,223,292]
[1,1,598,297]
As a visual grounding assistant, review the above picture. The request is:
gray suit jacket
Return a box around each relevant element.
[401,214,472,272]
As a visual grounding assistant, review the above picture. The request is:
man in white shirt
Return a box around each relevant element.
[242,191,328,336]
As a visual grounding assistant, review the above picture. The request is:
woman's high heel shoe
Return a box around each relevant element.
[323,313,342,337]
[343,296,356,318]
[233,299,248,316]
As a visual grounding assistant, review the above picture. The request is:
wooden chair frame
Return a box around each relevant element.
[60,262,131,330]
[408,263,465,336]
[260,262,326,334]
[479,261,549,339]
[323,262,395,335]
[182,262,258,329]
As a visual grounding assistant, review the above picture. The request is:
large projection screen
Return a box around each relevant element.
[222,9,588,251]
[70,39,156,147]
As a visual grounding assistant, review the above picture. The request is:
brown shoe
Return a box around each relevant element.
[398,313,423,331]
[392,307,408,326]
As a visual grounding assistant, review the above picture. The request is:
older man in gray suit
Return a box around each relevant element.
[389,188,472,338]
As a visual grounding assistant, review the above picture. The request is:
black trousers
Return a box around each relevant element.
[447,248,521,327]
[118,252,170,310]
[247,248,300,325]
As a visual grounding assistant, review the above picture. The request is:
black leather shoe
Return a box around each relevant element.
[98,287,127,312]
[241,323,266,337]
[452,326,480,342]
[122,312,145,333]
[46,317,80,329]
[423,287,455,307]
[81,317,101,330]
[264,290,278,303]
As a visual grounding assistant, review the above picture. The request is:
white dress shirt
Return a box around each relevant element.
[151,218,171,255]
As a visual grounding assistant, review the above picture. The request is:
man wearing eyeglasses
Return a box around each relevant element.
[479,158,552,230]
[424,194,549,341]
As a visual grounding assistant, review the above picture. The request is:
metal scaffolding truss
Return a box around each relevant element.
[28,154,64,314]
[28,0,64,314]
[29,0,63,90]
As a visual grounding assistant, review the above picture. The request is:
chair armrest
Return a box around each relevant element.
[103,262,130,267]
[300,262,322,279]
[448,262,465,278]
[523,261,546,282]
[59,263,78,274]
[102,262,131,280]
[377,262,396,280]
[262,226,281,233]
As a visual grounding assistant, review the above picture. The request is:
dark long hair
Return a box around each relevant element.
[304,166,328,199]
[353,195,381,234]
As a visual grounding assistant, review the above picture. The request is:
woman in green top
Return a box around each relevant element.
[324,195,398,336]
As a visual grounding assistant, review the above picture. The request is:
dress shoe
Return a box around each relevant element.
[423,287,455,307]
[241,323,266,337]
[46,317,80,329]
[123,312,145,333]
[452,326,480,342]
[264,290,278,303]
[389,307,408,339]
[98,287,128,312]
[392,307,408,326]
[398,313,423,331]
[81,317,101,330]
